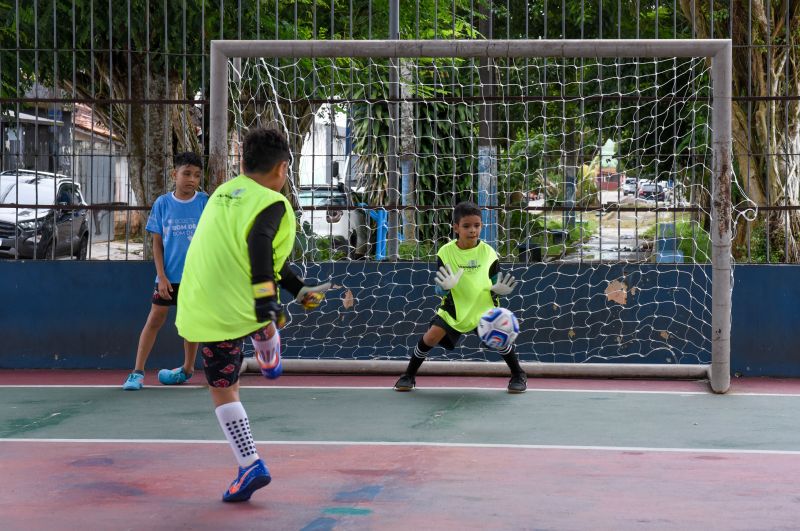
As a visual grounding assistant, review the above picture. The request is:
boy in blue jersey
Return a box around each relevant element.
[122,152,209,390]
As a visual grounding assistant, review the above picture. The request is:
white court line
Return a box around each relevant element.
[0,385,207,389]
[2,438,800,455]
[1,383,799,397]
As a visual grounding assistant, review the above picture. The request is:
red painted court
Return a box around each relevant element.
[2,371,800,530]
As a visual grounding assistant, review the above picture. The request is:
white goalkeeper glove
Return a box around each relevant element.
[295,282,332,310]
[434,264,463,291]
[491,272,518,296]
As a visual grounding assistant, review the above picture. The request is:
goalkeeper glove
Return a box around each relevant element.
[491,272,518,296]
[295,282,332,310]
[434,264,463,291]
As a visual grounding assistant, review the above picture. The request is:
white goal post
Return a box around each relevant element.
[208,39,732,393]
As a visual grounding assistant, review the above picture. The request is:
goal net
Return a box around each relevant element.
[211,40,735,392]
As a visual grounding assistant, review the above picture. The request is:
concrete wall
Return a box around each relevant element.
[1,261,797,376]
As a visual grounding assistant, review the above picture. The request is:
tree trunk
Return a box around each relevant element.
[400,60,417,245]
[128,62,175,259]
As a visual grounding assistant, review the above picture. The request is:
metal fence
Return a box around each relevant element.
[0,0,797,263]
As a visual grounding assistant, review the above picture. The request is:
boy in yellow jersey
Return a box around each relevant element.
[176,128,329,502]
[394,201,527,393]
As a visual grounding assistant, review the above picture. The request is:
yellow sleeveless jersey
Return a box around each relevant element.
[176,175,295,342]
[436,240,498,333]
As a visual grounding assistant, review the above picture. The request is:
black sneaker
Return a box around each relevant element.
[394,373,416,391]
[507,372,528,394]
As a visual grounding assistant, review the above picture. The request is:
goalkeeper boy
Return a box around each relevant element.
[176,128,329,502]
[394,201,527,393]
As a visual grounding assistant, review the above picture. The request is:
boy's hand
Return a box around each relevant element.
[157,277,174,300]
[491,272,518,296]
[254,297,286,328]
[295,282,332,310]
[253,281,286,328]
[434,264,463,291]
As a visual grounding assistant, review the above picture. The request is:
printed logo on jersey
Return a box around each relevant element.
[163,217,199,239]
[457,259,480,270]
[214,187,247,207]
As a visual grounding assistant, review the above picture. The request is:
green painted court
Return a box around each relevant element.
[3,372,800,530]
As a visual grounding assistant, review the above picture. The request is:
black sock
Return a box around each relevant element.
[406,338,433,376]
[500,345,524,375]
[134,370,144,376]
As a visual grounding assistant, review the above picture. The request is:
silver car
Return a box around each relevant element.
[621,177,639,195]
[0,170,90,259]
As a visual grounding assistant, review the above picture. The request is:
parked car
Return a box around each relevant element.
[621,178,639,195]
[0,170,89,259]
[297,185,357,246]
[638,182,666,201]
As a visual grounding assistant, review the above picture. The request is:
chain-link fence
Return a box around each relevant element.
[0,1,796,263]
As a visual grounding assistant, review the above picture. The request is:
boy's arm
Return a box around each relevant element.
[489,259,499,282]
[151,232,173,299]
[277,263,331,310]
[248,202,287,325]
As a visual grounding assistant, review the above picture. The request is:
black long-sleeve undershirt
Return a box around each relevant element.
[247,202,304,297]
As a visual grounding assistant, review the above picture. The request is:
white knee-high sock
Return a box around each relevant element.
[215,401,259,467]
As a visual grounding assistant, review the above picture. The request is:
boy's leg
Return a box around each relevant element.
[394,324,448,391]
[202,338,271,502]
[133,304,170,370]
[500,343,527,393]
[158,284,197,385]
[183,341,198,374]
[122,304,169,390]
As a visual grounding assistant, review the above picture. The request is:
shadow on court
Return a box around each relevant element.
[2,371,800,530]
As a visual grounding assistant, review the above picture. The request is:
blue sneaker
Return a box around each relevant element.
[222,459,271,502]
[122,372,144,390]
[158,367,192,385]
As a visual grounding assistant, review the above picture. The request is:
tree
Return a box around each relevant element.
[0,1,380,246]
[679,0,800,261]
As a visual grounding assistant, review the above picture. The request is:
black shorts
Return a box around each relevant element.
[430,315,478,350]
[151,283,180,307]
[200,325,271,388]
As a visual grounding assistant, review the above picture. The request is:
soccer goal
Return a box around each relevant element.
[209,39,733,393]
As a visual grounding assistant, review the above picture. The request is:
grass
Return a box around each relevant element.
[642,219,711,263]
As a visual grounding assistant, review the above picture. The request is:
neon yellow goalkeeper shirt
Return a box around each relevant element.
[176,175,296,342]
[435,240,499,333]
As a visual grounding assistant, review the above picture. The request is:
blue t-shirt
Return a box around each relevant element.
[146,191,209,283]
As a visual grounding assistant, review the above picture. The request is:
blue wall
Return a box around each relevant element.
[1,261,797,376]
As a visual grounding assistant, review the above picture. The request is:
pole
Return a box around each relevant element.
[710,43,732,394]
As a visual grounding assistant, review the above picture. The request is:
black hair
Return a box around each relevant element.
[242,127,291,174]
[453,201,481,223]
[173,151,202,169]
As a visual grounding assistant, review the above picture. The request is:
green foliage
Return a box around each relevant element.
[494,0,693,40]
[734,221,786,264]
[398,240,436,260]
[644,220,712,263]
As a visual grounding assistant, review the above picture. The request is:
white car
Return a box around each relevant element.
[621,178,639,195]
[297,186,357,246]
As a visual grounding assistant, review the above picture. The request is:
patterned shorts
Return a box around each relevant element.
[200,324,271,388]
